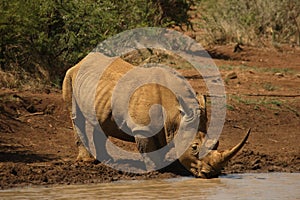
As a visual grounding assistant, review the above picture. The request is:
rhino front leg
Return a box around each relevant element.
[134,133,164,172]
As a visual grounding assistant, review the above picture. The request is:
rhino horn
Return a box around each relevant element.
[216,128,251,167]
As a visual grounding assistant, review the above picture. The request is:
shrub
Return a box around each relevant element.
[0,0,195,88]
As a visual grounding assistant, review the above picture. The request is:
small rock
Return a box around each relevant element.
[296,74,300,78]
[274,72,284,77]
[44,88,51,94]
[251,159,261,165]
[268,165,282,172]
[11,168,18,176]
[43,176,48,183]
[226,72,238,79]
[112,176,119,181]
[252,163,261,170]
[233,43,243,53]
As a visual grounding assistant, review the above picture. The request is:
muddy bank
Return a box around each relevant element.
[0,45,299,189]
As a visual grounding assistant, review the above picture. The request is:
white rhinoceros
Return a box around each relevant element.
[62,52,250,178]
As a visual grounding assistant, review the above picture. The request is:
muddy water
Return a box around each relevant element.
[1,173,299,200]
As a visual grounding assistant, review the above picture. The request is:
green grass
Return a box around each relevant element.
[218,64,295,75]
[228,95,300,117]
[230,95,284,110]
[263,82,278,91]
[226,104,235,111]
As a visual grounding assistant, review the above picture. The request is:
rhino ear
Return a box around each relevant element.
[197,95,207,133]
[178,96,189,112]
[177,105,184,113]
[197,94,206,109]
[177,96,191,115]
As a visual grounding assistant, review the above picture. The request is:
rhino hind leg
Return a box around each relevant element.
[76,144,96,162]
[73,126,96,162]
[72,111,109,163]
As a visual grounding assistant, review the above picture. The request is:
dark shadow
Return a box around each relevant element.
[103,158,194,177]
[184,74,203,80]
[159,159,193,176]
[183,48,232,61]
[0,151,56,163]
[207,49,232,60]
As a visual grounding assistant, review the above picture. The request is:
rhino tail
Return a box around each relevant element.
[62,66,79,112]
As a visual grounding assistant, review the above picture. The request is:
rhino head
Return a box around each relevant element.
[179,129,250,178]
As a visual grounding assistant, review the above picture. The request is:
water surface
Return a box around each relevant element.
[1,173,299,200]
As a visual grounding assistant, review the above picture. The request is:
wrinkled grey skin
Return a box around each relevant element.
[62,53,250,178]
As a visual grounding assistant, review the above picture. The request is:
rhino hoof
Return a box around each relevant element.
[76,146,96,162]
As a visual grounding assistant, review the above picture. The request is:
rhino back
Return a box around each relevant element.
[94,59,181,139]
[130,83,181,143]
[94,58,134,124]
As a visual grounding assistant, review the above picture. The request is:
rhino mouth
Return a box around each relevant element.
[199,164,220,179]
[199,171,217,179]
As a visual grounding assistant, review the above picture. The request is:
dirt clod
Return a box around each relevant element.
[226,72,238,79]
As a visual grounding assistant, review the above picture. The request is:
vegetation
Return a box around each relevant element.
[228,94,299,117]
[199,0,300,46]
[1,0,299,88]
[218,65,295,75]
[0,0,195,88]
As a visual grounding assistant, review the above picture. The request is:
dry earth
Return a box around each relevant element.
[0,44,299,189]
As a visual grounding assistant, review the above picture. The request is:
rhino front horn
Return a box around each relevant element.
[218,128,251,167]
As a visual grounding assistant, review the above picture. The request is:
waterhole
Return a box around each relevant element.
[1,173,299,200]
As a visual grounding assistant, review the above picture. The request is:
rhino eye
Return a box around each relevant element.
[191,143,199,155]
[192,144,198,151]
